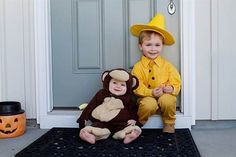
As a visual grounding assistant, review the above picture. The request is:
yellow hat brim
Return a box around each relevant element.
[130,24,175,45]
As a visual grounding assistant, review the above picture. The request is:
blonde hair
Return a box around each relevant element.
[138,31,164,44]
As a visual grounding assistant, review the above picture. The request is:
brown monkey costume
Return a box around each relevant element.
[77,68,142,142]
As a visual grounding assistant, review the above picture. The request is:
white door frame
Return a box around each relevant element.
[34,0,196,129]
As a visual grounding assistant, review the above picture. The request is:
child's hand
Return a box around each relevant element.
[163,85,174,94]
[127,119,136,126]
[152,85,164,98]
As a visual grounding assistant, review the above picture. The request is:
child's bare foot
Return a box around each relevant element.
[79,130,96,144]
[123,129,141,144]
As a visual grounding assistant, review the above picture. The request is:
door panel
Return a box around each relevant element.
[50,0,180,108]
[73,0,103,72]
[51,0,102,107]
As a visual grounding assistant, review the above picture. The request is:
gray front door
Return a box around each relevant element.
[50,0,180,108]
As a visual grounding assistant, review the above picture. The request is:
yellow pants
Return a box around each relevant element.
[137,94,176,125]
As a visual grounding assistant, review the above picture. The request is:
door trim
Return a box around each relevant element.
[34,0,196,129]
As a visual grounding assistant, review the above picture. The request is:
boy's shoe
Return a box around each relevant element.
[163,124,175,133]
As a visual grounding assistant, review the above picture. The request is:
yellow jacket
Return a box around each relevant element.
[131,56,181,97]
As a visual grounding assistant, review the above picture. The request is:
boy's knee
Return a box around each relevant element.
[158,94,176,107]
[139,97,158,112]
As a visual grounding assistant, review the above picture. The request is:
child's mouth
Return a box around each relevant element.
[149,52,157,56]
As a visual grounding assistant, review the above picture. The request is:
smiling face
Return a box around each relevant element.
[0,113,26,138]
[109,78,127,96]
[139,32,164,60]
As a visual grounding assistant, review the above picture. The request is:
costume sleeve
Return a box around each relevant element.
[131,64,153,97]
[77,90,104,128]
[126,96,143,127]
[166,63,181,96]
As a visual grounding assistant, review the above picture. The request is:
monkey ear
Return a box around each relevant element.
[101,71,110,81]
[131,75,139,89]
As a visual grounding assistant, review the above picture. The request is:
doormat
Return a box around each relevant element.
[15,128,200,157]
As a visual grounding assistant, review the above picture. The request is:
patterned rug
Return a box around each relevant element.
[16,128,201,157]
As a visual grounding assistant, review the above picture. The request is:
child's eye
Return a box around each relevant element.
[113,81,117,84]
[121,84,126,87]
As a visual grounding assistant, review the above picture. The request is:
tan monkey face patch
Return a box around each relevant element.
[109,70,129,82]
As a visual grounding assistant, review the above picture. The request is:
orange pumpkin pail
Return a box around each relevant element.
[0,101,26,138]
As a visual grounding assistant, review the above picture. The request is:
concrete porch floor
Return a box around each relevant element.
[0,120,236,157]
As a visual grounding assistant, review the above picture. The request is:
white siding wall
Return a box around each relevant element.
[0,0,235,120]
[212,0,236,119]
[0,0,36,118]
[195,0,236,119]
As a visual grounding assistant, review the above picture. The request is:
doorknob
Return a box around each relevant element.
[167,0,176,15]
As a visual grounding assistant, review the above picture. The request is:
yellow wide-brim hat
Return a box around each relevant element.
[130,13,175,45]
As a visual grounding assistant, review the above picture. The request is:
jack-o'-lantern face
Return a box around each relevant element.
[0,113,26,138]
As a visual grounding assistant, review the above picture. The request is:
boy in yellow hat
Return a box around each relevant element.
[130,13,181,133]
